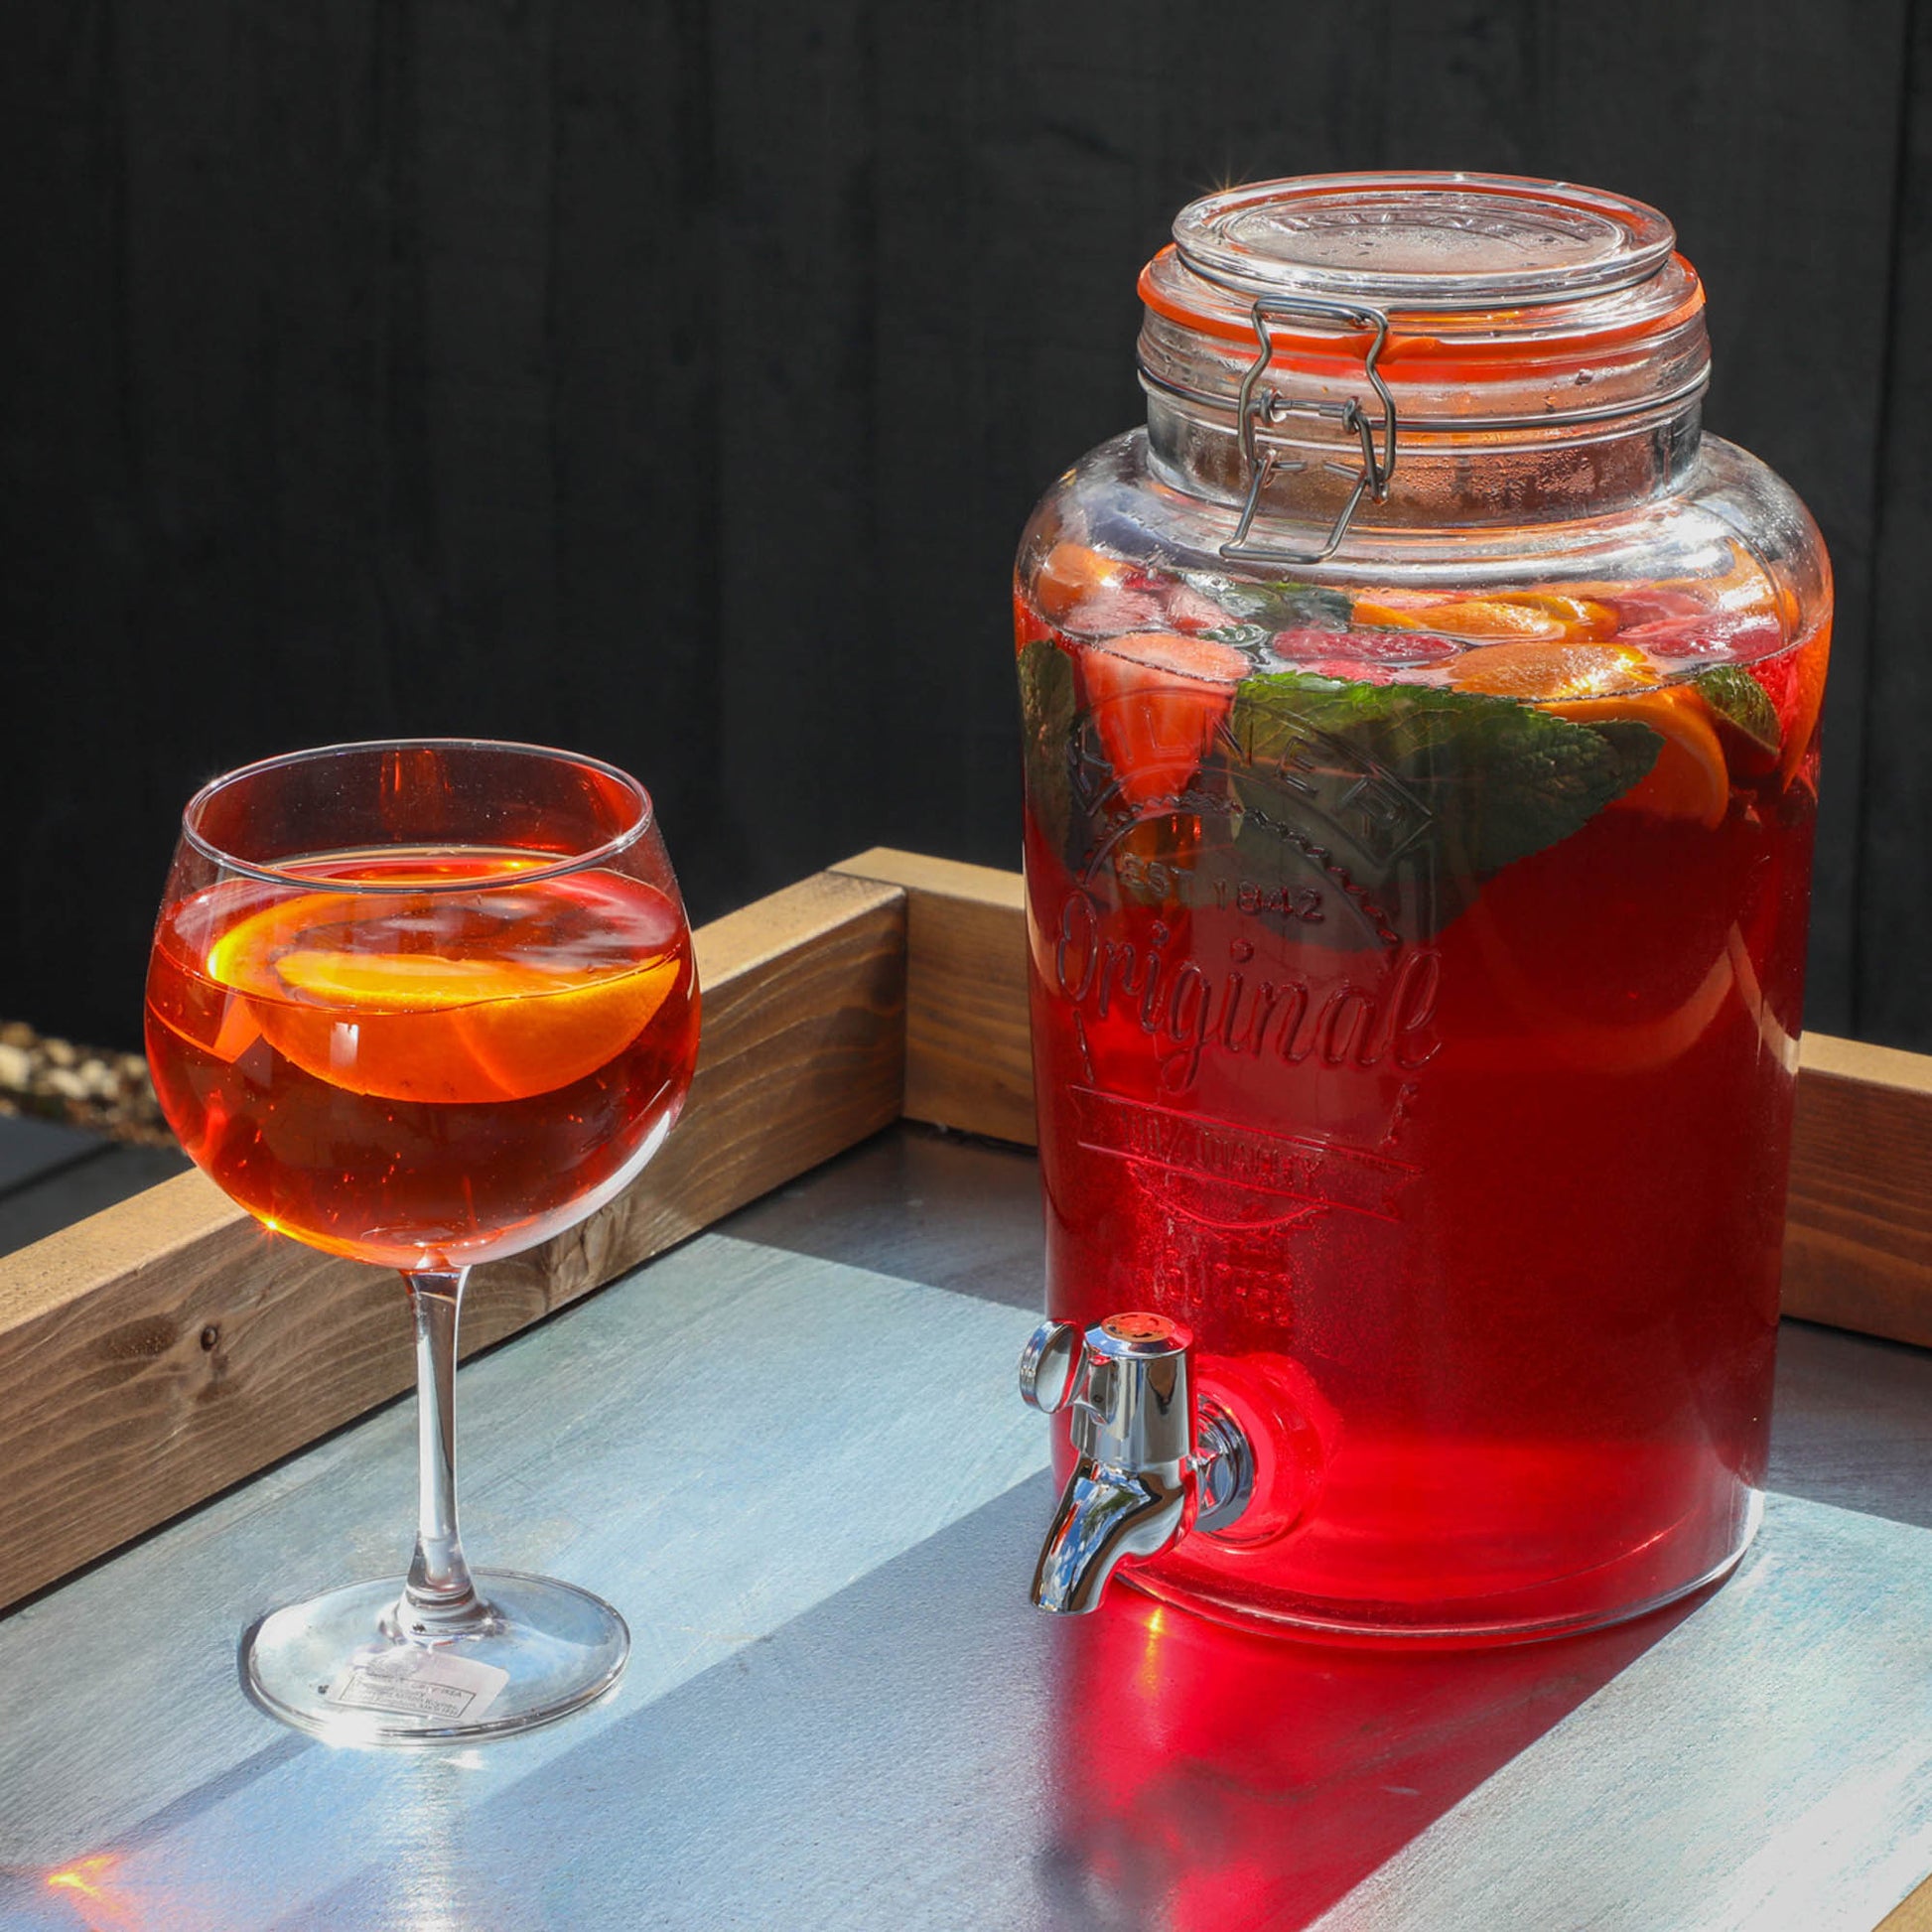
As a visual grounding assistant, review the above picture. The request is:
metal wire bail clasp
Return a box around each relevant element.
[1220,296,1398,568]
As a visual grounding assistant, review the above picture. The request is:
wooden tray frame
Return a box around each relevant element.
[1,847,1928,1617]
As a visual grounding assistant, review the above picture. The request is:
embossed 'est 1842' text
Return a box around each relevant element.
[1054,890,1442,1092]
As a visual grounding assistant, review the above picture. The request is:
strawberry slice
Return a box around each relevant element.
[1617,611,1783,663]
[1082,630,1249,809]
[1604,586,1706,629]
[1745,627,1831,781]
[1269,626,1460,668]
[1297,658,1401,686]
[1157,579,1245,634]
[1057,584,1172,636]
[1054,574,1236,640]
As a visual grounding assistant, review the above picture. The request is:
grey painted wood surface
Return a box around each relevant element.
[5,1126,1932,1927]
[0,1116,190,1260]
[722,1121,1047,1310]
[0,1227,1049,1915]
[3,0,1926,1053]
[1304,1501,1932,1931]
[264,1491,1932,1932]
[0,1116,97,1196]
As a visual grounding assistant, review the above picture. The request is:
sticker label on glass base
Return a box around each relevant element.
[326,1647,509,1723]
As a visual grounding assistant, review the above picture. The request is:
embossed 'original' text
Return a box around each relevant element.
[1052,890,1442,1092]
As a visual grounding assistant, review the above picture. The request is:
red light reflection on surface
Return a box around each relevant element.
[43,1853,139,1927]
[1040,1581,1707,1929]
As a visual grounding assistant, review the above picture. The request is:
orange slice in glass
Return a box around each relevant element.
[457,958,680,1101]
[210,903,679,1104]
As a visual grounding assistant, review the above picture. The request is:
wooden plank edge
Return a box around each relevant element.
[834,848,1036,1146]
[1799,1032,1932,1096]
[1783,1037,1932,1347]
[0,870,907,1613]
[1881,1874,1932,1931]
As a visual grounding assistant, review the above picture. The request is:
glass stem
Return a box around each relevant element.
[398,1268,489,1636]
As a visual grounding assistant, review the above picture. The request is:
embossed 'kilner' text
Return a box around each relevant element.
[1053,890,1442,1092]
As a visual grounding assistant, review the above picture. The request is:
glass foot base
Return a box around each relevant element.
[242,1570,628,1744]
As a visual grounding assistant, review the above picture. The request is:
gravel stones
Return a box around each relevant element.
[0,1021,176,1147]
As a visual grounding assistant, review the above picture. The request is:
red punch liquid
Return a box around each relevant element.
[146,851,699,1271]
[1019,547,1825,1641]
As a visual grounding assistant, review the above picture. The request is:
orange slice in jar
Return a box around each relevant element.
[1545,688,1730,829]
[1410,593,1620,642]
[1033,541,1132,624]
[1451,642,1729,826]
[1449,640,1658,700]
[1492,591,1620,637]
[210,906,679,1105]
[1334,585,1443,614]
[1347,597,1426,629]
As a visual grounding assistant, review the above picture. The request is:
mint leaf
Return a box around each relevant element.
[1588,718,1672,798]
[1694,664,1781,764]
[1219,673,1661,941]
[1181,572,1353,632]
[1017,640,1079,868]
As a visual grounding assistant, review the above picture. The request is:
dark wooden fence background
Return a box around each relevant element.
[5,0,1929,1053]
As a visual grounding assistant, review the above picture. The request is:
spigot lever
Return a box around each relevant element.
[1020,1312,1252,1614]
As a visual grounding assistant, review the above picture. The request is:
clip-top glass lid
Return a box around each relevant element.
[1172,172,1679,314]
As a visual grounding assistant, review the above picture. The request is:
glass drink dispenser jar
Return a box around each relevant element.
[1013,173,1830,1643]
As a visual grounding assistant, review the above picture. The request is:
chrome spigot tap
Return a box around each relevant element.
[1019,1311,1253,1614]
